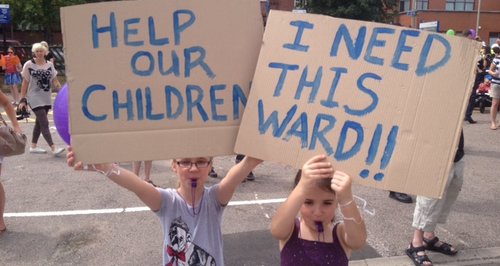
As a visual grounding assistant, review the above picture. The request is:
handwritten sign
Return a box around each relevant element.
[61,0,263,163]
[235,11,479,198]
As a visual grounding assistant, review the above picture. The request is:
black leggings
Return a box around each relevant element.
[31,106,54,146]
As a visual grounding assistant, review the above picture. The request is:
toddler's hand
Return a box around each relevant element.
[331,171,353,205]
[300,154,334,186]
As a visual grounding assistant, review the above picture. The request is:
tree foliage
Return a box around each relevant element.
[2,0,114,42]
[304,0,398,23]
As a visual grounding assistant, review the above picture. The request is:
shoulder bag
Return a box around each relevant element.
[0,114,27,156]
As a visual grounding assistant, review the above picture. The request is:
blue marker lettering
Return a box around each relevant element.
[364,27,395,66]
[210,84,227,121]
[344,73,380,116]
[232,84,247,120]
[366,124,383,165]
[173,9,195,45]
[158,50,180,77]
[131,51,154,76]
[165,85,184,119]
[148,16,169,46]
[268,62,299,97]
[112,90,134,120]
[391,29,420,71]
[331,24,366,60]
[309,113,336,156]
[295,66,322,103]
[184,46,215,79]
[321,67,347,108]
[258,100,297,137]
[416,34,451,76]
[145,87,164,120]
[380,125,399,169]
[283,20,314,52]
[124,18,143,47]
[92,12,117,48]
[82,84,107,121]
[135,89,144,120]
[284,112,308,148]
[186,85,208,121]
[335,120,364,161]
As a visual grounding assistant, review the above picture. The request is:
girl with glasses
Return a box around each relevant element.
[67,150,261,266]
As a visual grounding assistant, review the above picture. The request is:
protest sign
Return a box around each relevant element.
[235,11,479,198]
[61,0,263,163]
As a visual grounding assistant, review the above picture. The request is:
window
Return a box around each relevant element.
[400,0,410,12]
[446,0,474,11]
[417,0,428,10]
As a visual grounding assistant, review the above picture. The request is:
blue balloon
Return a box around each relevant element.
[53,84,71,145]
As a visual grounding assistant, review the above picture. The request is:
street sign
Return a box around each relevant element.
[0,4,11,24]
[420,21,440,32]
[407,10,416,17]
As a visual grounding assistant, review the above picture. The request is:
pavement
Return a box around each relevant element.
[351,247,500,265]
[1,94,499,265]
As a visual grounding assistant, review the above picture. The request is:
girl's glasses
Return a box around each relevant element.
[176,160,211,169]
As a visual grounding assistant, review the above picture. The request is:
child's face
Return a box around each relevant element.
[299,186,337,228]
[172,157,212,186]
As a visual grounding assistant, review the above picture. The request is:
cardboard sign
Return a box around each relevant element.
[235,11,479,198]
[61,0,263,163]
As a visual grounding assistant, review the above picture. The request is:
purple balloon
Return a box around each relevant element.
[470,29,476,38]
[53,84,71,145]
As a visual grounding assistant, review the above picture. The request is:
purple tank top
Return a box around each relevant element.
[280,219,348,266]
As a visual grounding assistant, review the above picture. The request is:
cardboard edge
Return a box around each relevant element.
[73,126,239,164]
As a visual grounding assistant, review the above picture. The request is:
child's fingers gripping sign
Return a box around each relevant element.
[302,154,334,180]
[330,171,353,202]
[66,146,101,172]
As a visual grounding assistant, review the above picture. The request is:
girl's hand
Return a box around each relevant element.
[66,146,112,173]
[330,171,354,205]
[299,155,334,188]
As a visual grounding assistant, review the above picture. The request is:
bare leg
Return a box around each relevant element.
[491,98,500,129]
[0,165,6,231]
[144,161,153,182]
[10,84,19,104]
[132,161,142,176]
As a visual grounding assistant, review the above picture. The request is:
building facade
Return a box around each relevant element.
[397,0,500,45]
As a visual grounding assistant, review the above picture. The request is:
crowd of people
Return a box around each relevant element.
[0,33,498,266]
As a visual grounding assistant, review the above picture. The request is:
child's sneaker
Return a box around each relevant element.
[52,147,65,157]
[29,147,47,154]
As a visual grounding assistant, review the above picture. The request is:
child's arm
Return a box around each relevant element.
[216,156,262,205]
[332,171,367,251]
[67,147,162,211]
[488,61,500,77]
[271,155,333,244]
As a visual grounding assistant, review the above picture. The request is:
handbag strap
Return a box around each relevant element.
[0,113,8,127]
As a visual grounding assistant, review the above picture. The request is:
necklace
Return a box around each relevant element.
[298,219,327,242]
[191,179,202,216]
[177,180,203,217]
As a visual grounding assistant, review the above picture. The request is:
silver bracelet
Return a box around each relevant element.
[89,164,121,177]
[339,199,354,208]
[103,164,121,177]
